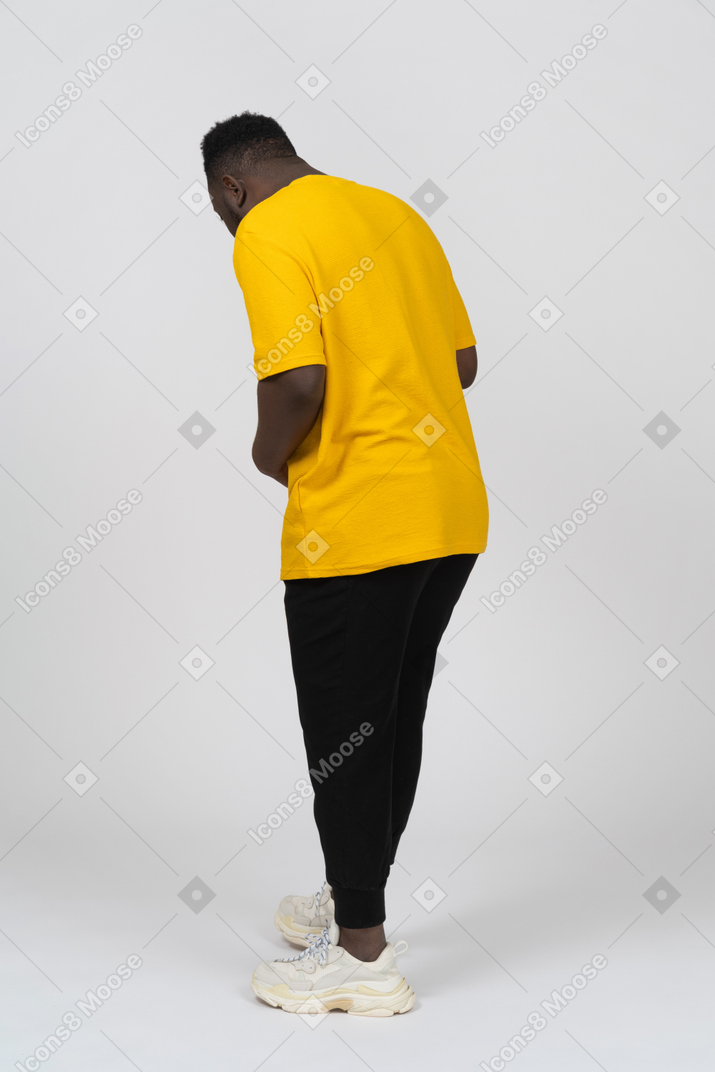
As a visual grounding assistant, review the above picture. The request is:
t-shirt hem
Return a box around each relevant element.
[256,352,327,380]
[280,540,487,580]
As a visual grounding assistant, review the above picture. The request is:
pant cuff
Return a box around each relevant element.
[329,881,386,928]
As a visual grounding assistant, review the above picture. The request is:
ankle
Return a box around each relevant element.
[339,939,386,962]
[337,925,386,962]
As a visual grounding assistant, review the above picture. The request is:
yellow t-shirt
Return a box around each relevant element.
[233,174,489,580]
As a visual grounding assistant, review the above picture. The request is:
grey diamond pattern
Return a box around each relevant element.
[643,876,682,914]
[178,876,217,914]
[642,411,681,449]
[410,179,448,217]
[178,411,217,449]
[2,2,713,1063]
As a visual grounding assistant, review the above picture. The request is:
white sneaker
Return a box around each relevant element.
[274,880,335,947]
[252,918,415,1017]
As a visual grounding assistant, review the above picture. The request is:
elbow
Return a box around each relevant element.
[251,443,278,477]
[269,364,325,407]
[285,366,326,408]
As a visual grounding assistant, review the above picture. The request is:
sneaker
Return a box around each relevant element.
[252,918,415,1017]
[274,880,335,947]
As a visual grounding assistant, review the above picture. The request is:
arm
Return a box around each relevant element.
[456,344,478,389]
[252,364,326,487]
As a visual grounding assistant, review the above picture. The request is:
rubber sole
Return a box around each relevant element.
[274,909,328,948]
[252,976,416,1017]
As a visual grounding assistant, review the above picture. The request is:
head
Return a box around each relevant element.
[201,112,299,236]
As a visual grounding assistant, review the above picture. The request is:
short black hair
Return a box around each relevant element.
[201,112,297,182]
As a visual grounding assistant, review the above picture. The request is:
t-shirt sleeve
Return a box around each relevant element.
[233,229,327,380]
[446,263,476,349]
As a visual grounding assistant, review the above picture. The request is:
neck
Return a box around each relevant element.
[261,157,325,199]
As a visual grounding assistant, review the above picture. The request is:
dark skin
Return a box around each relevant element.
[208,156,476,961]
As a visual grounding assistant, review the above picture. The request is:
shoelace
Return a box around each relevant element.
[278,926,410,968]
[311,880,327,916]
[278,925,331,966]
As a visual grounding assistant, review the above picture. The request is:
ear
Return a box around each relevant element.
[221,173,247,206]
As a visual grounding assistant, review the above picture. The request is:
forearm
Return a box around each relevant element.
[252,400,322,484]
[252,366,326,486]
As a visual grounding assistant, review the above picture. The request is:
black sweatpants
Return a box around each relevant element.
[283,553,478,929]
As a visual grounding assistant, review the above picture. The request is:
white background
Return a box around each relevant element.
[1,1,714,1069]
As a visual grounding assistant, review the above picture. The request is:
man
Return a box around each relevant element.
[201,112,489,1016]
